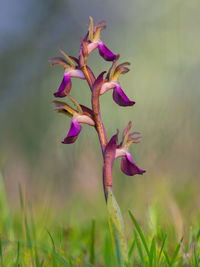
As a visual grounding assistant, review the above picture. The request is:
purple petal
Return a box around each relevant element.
[62,119,82,144]
[54,73,72,98]
[98,41,117,61]
[112,84,135,107]
[121,152,146,176]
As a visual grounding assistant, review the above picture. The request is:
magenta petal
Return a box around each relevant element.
[98,42,117,61]
[113,84,135,106]
[121,152,146,176]
[62,119,82,144]
[54,73,72,98]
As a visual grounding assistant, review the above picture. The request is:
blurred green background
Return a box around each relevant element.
[0,0,200,243]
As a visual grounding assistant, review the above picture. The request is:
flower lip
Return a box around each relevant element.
[54,73,72,98]
[62,118,82,144]
[98,41,117,61]
[100,81,135,107]
[112,83,135,107]
[62,113,95,145]
[121,152,146,176]
[53,68,85,98]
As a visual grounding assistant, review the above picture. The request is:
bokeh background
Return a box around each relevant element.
[0,0,200,243]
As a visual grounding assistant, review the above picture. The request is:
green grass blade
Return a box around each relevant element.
[0,238,3,267]
[0,173,14,240]
[149,237,156,267]
[170,237,183,265]
[47,229,57,267]
[59,228,63,249]
[47,229,56,251]
[39,259,44,267]
[129,210,150,258]
[128,239,135,261]
[89,219,95,265]
[134,230,145,265]
[68,257,73,267]
[14,241,20,267]
[30,204,40,267]
[196,228,200,241]
[194,243,199,267]
[163,250,171,267]
[19,184,35,266]
[157,234,167,265]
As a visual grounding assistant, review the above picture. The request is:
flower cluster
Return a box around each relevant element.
[50,17,145,199]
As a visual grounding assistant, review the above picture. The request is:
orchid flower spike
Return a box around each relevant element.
[85,17,117,61]
[53,98,95,144]
[49,48,85,98]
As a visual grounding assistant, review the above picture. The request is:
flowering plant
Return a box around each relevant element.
[49,17,145,266]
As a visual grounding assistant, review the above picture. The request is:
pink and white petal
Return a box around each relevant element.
[112,84,135,106]
[69,69,85,79]
[100,81,115,95]
[62,119,82,144]
[98,41,117,61]
[77,114,95,126]
[54,73,72,98]
[87,42,99,54]
[121,152,145,176]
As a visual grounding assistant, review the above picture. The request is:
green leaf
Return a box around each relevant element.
[128,210,150,258]
[134,230,144,265]
[163,250,171,267]
[194,243,199,267]
[107,188,128,266]
[157,234,167,265]
[0,173,14,240]
[47,230,57,267]
[149,237,156,267]
[14,241,20,267]
[170,237,183,265]
[0,238,3,267]
[128,239,135,261]
[103,232,115,267]
[89,219,95,265]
